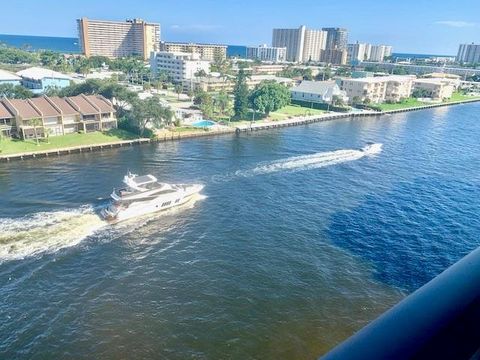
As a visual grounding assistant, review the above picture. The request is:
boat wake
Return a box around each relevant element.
[0,205,106,262]
[214,143,383,180]
[0,194,207,263]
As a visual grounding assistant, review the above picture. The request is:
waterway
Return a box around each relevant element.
[1,104,480,359]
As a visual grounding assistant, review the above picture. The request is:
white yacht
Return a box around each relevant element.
[101,172,204,223]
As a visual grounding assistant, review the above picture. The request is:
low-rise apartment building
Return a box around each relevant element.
[0,94,116,139]
[291,80,348,104]
[413,79,455,100]
[246,45,287,63]
[16,67,72,94]
[150,52,211,83]
[339,75,415,103]
[160,42,227,61]
[184,74,294,92]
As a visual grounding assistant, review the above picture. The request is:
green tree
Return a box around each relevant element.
[199,94,215,119]
[412,88,430,98]
[174,83,183,99]
[249,81,290,116]
[194,69,208,79]
[392,67,407,75]
[332,95,345,107]
[30,118,43,145]
[233,69,250,119]
[315,66,332,81]
[131,97,173,136]
[0,83,34,99]
[214,90,230,117]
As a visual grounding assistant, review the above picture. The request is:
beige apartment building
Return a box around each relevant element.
[339,75,415,103]
[78,18,160,60]
[184,75,294,92]
[413,79,455,100]
[160,42,227,61]
[0,95,116,139]
[272,26,329,63]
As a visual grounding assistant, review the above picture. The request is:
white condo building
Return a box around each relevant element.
[246,45,287,63]
[456,43,480,64]
[150,52,210,83]
[348,42,393,62]
[272,26,328,63]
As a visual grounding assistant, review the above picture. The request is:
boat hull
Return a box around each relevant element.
[102,184,203,224]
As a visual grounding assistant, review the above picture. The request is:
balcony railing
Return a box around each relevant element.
[321,246,480,359]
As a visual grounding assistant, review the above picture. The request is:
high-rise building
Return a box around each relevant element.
[160,42,227,61]
[347,42,372,62]
[322,49,348,65]
[302,29,327,62]
[77,18,160,60]
[369,45,390,62]
[246,45,287,63]
[348,43,393,62]
[272,26,306,62]
[272,26,327,63]
[322,27,348,51]
[456,43,480,64]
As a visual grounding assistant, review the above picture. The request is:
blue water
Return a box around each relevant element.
[192,120,216,127]
[0,34,79,53]
[227,45,247,58]
[1,104,480,358]
[392,52,455,59]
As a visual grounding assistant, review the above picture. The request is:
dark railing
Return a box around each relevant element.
[321,246,480,360]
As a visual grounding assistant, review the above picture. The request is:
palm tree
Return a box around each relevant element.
[30,118,43,145]
[174,84,183,100]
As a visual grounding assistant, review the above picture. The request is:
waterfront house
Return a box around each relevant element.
[0,69,21,86]
[291,80,348,105]
[16,67,72,94]
[0,95,117,139]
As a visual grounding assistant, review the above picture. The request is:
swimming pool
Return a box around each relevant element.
[192,120,216,128]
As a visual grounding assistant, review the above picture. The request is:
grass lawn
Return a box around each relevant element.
[445,91,480,103]
[375,98,428,111]
[269,105,326,120]
[0,129,139,155]
[231,105,327,124]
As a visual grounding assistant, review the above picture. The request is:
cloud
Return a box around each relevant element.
[434,20,477,28]
[169,24,222,32]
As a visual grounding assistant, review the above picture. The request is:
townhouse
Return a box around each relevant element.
[0,94,116,139]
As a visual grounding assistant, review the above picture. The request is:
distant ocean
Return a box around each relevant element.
[0,34,79,53]
[0,35,455,60]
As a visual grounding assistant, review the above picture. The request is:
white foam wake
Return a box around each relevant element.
[0,194,208,263]
[235,143,383,177]
[0,205,106,262]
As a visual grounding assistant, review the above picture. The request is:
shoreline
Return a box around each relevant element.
[1,97,479,162]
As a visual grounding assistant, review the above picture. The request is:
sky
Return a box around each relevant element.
[0,0,479,55]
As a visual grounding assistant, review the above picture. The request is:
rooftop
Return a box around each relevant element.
[0,69,21,82]
[29,97,60,117]
[47,97,79,115]
[68,95,100,115]
[16,67,72,81]
[7,99,41,119]
[291,80,338,94]
[0,102,14,119]
[161,41,227,48]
